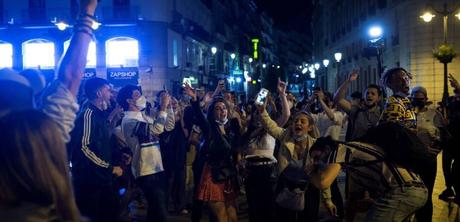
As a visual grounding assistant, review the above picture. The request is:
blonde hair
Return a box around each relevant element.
[0,110,80,221]
[293,111,320,138]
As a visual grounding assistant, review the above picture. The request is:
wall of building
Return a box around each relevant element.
[313,0,460,103]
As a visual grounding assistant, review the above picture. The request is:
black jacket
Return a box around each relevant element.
[69,103,114,186]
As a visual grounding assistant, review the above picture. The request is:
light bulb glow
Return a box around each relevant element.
[211,47,217,55]
[368,26,383,41]
[230,53,236,59]
[302,68,308,74]
[323,59,330,67]
[314,63,320,70]
[420,12,435,23]
[334,52,342,62]
[56,22,69,31]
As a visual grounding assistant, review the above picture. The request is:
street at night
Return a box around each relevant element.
[0,0,459,221]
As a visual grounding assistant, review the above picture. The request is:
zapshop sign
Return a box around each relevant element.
[107,68,139,86]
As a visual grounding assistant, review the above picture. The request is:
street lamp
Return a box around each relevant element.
[211,46,217,55]
[420,2,460,106]
[334,52,342,62]
[230,53,236,60]
[365,25,384,77]
[314,63,320,70]
[323,59,330,91]
[334,52,342,90]
[368,26,383,43]
[248,57,253,63]
[262,63,266,69]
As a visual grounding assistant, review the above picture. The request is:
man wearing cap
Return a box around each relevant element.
[411,86,446,222]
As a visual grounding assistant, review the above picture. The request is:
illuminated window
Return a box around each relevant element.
[22,39,55,69]
[64,40,97,67]
[106,37,138,67]
[0,41,13,68]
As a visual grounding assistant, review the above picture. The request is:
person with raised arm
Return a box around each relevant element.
[334,70,382,141]
[184,83,241,222]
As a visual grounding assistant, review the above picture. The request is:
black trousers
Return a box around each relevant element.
[74,183,119,222]
[136,172,168,222]
[245,164,277,222]
[275,183,320,222]
[415,159,437,222]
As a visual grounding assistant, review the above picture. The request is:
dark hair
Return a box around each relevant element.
[367,84,383,96]
[380,67,411,88]
[117,85,140,111]
[84,77,109,100]
[0,110,80,220]
[206,97,229,124]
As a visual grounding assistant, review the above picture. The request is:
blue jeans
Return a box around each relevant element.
[136,172,167,222]
[365,184,428,222]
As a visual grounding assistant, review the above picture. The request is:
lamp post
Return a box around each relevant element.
[367,25,384,77]
[323,59,330,91]
[334,52,342,90]
[420,3,460,107]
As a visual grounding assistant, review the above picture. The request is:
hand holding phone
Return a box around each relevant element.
[255,88,269,106]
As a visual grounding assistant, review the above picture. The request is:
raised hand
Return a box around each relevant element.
[79,0,98,15]
[160,91,171,110]
[277,78,287,95]
[448,73,459,89]
[183,82,197,101]
[315,90,325,101]
[348,69,359,82]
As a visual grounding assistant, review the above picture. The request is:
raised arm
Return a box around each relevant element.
[316,91,335,121]
[58,0,97,96]
[184,83,210,136]
[39,0,98,143]
[256,101,286,140]
[275,78,291,127]
[334,70,358,113]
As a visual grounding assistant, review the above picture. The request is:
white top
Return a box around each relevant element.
[312,110,346,140]
[244,133,277,162]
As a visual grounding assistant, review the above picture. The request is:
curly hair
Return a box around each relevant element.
[380,67,412,89]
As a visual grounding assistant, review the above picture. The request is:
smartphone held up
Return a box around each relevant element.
[255,88,269,106]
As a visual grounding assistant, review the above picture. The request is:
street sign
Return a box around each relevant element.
[107,67,139,87]
[84,68,97,79]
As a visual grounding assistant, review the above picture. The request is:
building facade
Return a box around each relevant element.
[312,0,460,103]
[0,0,282,99]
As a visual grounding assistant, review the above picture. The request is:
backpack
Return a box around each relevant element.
[356,122,435,174]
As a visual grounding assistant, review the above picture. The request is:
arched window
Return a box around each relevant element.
[0,41,13,68]
[64,40,97,67]
[106,37,138,67]
[22,39,55,69]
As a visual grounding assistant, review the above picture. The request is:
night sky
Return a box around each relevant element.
[255,0,313,34]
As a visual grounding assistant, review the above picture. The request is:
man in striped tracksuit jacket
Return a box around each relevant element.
[68,78,123,222]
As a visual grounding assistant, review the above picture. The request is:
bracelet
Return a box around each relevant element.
[76,18,94,26]
[79,12,97,21]
[74,22,94,31]
[73,27,95,40]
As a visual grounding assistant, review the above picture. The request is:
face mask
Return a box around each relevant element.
[411,99,425,108]
[135,96,147,110]
[101,101,109,111]
[215,117,228,126]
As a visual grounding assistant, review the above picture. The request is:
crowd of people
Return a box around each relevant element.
[0,1,459,222]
